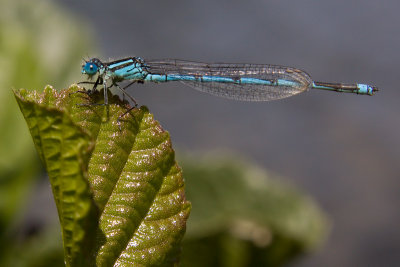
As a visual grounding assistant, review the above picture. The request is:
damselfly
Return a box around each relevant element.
[80,57,378,115]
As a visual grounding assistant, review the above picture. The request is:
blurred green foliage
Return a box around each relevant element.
[180,155,328,266]
[0,0,92,265]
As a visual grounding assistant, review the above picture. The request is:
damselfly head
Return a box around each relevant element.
[81,58,102,76]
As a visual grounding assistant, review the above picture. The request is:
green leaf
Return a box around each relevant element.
[14,86,191,267]
[180,155,329,267]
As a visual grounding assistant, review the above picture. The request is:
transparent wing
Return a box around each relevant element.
[146,59,313,101]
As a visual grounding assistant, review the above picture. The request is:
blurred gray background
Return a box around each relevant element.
[52,0,399,266]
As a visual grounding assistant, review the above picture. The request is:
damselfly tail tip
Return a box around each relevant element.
[371,86,379,95]
[363,84,379,96]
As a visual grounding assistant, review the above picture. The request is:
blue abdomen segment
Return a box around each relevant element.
[357,84,375,95]
[144,73,306,101]
[145,74,299,87]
